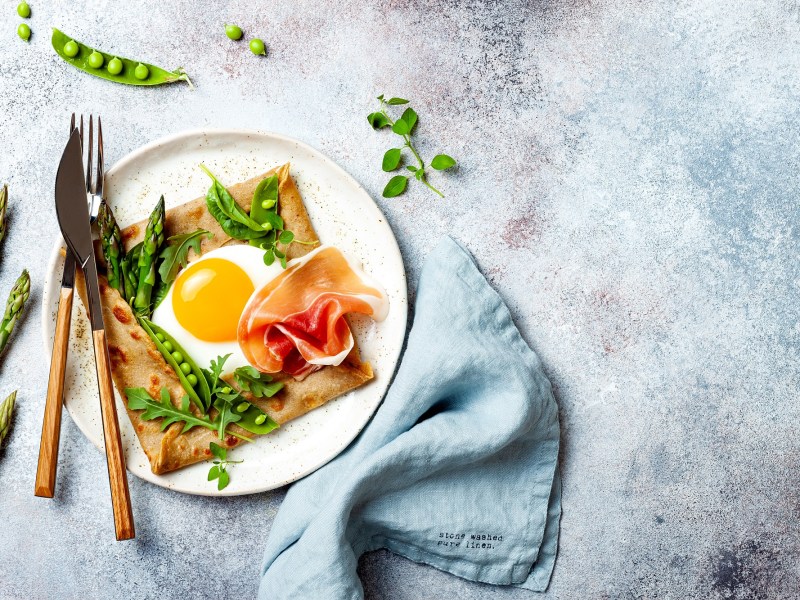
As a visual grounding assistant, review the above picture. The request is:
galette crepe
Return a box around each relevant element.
[77,164,385,474]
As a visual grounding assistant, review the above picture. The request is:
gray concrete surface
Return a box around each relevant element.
[1,0,799,598]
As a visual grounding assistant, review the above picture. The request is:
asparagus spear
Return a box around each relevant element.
[97,200,124,293]
[122,242,142,305]
[0,184,7,246]
[0,270,29,357]
[134,196,165,315]
[0,390,16,447]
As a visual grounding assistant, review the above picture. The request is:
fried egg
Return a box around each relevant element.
[151,245,283,375]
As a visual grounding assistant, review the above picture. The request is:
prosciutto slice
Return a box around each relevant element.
[238,246,389,378]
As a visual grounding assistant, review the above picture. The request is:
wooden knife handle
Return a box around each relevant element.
[93,329,135,541]
[35,287,73,498]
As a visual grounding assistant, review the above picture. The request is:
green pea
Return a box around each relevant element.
[155,332,165,342]
[171,351,184,363]
[17,2,31,18]
[261,222,273,231]
[134,63,150,80]
[249,38,266,56]
[180,362,192,375]
[221,386,232,395]
[63,40,79,57]
[162,340,174,353]
[261,199,276,210]
[186,373,198,386]
[254,414,267,425]
[88,50,104,69]
[225,24,243,41]
[107,57,123,75]
[17,23,30,42]
[236,401,251,413]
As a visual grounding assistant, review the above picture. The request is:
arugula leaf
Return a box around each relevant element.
[213,394,242,440]
[431,154,457,170]
[125,387,213,434]
[208,354,232,391]
[383,175,408,198]
[382,148,402,172]
[158,229,212,284]
[234,366,284,398]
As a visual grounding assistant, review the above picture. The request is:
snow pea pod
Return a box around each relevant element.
[51,28,193,88]
[137,316,211,411]
[236,404,279,435]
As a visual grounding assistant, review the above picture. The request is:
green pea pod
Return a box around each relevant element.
[250,175,279,225]
[137,316,211,412]
[51,28,193,88]
[236,405,279,435]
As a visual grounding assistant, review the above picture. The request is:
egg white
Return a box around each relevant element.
[151,244,283,375]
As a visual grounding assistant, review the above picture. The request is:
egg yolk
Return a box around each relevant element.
[173,258,255,342]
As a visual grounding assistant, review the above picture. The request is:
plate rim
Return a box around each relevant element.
[40,128,408,496]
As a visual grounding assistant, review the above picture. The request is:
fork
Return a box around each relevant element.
[35,114,103,498]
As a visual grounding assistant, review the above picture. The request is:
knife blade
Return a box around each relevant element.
[54,128,135,541]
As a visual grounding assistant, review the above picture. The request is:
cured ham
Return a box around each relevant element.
[238,246,389,378]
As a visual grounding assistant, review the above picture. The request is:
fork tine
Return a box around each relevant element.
[70,113,75,134]
[79,115,84,147]
[86,115,94,194]
[96,117,104,200]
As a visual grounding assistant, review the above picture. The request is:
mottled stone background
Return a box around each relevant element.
[1,0,798,598]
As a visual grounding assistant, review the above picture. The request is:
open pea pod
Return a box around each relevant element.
[51,28,193,88]
[137,317,211,412]
[236,404,279,435]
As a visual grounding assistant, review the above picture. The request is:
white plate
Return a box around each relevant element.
[41,129,408,496]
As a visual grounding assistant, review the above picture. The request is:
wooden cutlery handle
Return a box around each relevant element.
[35,287,73,498]
[93,329,135,541]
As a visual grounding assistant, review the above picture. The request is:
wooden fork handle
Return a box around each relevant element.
[35,287,73,498]
[93,329,135,541]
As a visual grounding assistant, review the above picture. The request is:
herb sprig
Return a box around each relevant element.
[368,95,457,198]
[208,442,241,490]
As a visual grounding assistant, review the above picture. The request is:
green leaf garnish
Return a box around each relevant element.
[382,148,402,172]
[158,229,213,284]
[126,387,213,434]
[431,154,457,170]
[207,441,241,490]
[383,175,408,198]
[234,366,284,398]
[368,96,454,198]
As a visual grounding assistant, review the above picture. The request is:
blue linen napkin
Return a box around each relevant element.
[259,236,561,598]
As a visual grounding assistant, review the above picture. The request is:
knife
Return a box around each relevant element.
[54,128,135,541]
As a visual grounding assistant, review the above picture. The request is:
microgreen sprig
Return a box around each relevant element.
[367,95,457,198]
[207,442,241,490]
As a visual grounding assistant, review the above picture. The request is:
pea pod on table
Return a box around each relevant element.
[51,28,193,88]
[137,316,211,411]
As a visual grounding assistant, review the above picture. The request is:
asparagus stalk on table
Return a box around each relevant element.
[97,200,124,294]
[0,390,16,447]
[134,196,165,316]
[0,269,30,357]
[0,184,7,246]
